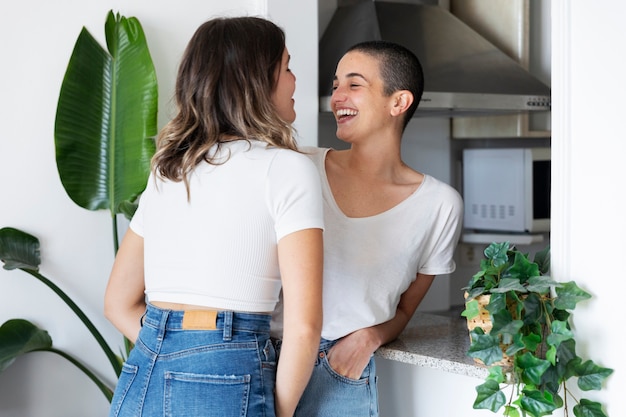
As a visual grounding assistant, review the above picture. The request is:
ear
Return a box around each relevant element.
[390,91,414,116]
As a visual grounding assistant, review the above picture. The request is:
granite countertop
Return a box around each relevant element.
[374,311,489,379]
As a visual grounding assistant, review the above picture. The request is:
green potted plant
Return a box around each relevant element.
[462,242,613,417]
[0,10,157,401]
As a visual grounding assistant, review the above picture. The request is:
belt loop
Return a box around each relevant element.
[157,308,169,342]
[139,308,148,327]
[223,311,233,341]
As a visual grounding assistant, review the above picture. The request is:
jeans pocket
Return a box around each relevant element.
[109,363,139,417]
[164,371,251,417]
[321,353,369,385]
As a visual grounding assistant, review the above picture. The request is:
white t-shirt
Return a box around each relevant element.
[304,147,463,340]
[130,140,324,313]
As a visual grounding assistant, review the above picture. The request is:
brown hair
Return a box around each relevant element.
[152,16,297,193]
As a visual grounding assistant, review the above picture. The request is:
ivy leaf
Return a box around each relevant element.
[519,388,560,417]
[533,245,551,275]
[573,399,609,417]
[486,365,506,383]
[473,379,506,413]
[484,242,511,267]
[505,333,526,357]
[521,293,543,325]
[506,251,541,284]
[539,363,562,395]
[521,332,541,353]
[465,286,487,300]
[467,328,504,366]
[493,316,523,339]
[526,275,561,294]
[490,277,528,293]
[546,344,557,366]
[546,320,574,348]
[490,308,512,334]
[558,339,579,378]
[575,360,614,391]
[517,352,551,385]
[461,299,480,320]
[486,292,507,313]
[503,405,521,417]
[554,281,591,310]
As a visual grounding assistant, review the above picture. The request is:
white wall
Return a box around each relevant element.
[0,1,317,416]
[550,1,625,415]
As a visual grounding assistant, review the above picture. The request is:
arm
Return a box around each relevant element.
[104,229,146,342]
[327,273,435,379]
[274,228,323,417]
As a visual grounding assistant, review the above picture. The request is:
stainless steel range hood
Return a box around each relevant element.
[319,0,551,117]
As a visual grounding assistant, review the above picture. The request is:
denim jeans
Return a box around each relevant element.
[108,304,276,417]
[290,338,379,417]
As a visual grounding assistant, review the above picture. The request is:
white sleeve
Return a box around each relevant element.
[128,174,154,238]
[266,151,325,241]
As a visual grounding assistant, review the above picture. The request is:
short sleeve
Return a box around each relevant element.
[128,174,153,238]
[418,183,464,275]
[266,150,324,241]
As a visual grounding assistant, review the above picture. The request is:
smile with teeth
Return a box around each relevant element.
[336,108,358,119]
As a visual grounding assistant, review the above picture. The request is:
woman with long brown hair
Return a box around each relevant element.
[105,16,323,417]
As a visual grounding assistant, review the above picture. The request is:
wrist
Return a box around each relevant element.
[356,327,384,352]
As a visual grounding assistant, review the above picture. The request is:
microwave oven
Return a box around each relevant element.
[462,148,551,233]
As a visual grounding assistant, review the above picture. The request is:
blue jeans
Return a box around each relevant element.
[291,338,379,417]
[108,304,276,417]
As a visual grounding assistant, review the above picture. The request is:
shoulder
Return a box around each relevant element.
[422,175,463,210]
[265,147,321,181]
[299,146,329,161]
[296,146,331,171]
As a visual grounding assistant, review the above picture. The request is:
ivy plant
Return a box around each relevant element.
[462,242,613,417]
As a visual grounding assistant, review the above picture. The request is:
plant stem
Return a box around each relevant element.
[45,347,114,402]
[112,214,119,255]
[24,269,122,376]
[563,380,569,417]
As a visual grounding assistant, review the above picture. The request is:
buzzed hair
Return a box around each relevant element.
[346,40,424,129]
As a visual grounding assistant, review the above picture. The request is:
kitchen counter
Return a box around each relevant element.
[374,311,489,379]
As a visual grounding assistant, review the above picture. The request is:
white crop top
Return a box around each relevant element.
[130,140,324,312]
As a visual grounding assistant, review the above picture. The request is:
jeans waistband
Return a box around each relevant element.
[143,303,271,333]
[318,338,337,351]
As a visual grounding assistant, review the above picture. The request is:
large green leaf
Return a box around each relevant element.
[55,10,157,214]
[0,228,40,271]
[0,319,115,401]
[0,227,123,376]
[0,319,52,372]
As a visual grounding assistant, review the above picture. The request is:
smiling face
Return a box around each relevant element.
[331,51,396,144]
[271,48,297,123]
